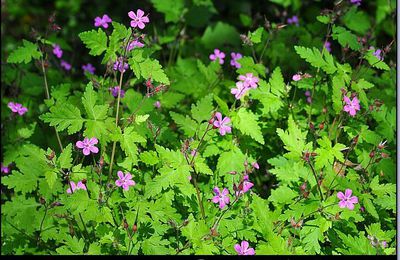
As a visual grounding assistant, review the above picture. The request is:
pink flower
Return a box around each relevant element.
[191,149,197,157]
[230,52,242,68]
[209,49,225,64]
[337,189,358,210]
[8,102,28,115]
[343,95,360,116]
[113,57,129,73]
[67,181,87,194]
[231,81,249,100]
[52,44,63,59]
[287,15,299,26]
[128,9,149,29]
[1,163,10,174]
[82,63,95,74]
[212,187,230,209]
[213,112,232,136]
[115,171,136,190]
[94,14,112,28]
[350,0,362,6]
[305,91,312,103]
[324,41,332,53]
[154,101,161,108]
[109,86,125,98]
[292,74,302,81]
[234,241,255,255]
[252,162,259,169]
[76,137,99,156]
[238,73,259,89]
[236,175,254,196]
[127,39,145,51]
[60,60,71,71]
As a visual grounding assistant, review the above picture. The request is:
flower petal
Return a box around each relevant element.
[344,189,352,198]
[128,11,136,19]
[117,171,125,180]
[234,244,242,254]
[337,191,345,200]
[136,9,144,18]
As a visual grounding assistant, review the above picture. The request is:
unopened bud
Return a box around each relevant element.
[300,182,307,191]
[123,220,129,229]
[309,122,315,130]
[46,150,55,161]
[99,156,104,167]
[369,151,375,158]
[39,197,46,205]
[352,135,359,145]
[229,171,237,175]
[381,152,389,158]
[81,179,87,184]
[319,122,324,130]
[322,107,327,114]
[132,224,137,232]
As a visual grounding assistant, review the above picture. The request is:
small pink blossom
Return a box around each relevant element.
[82,63,95,74]
[234,241,255,255]
[67,181,87,194]
[128,9,149,29]
[1,163,10,174]
[127,39,145,51]
[213,112,232,136]
[52,44,63,59]
[337,189,358,210]
[191,149,197,157]
[113,57,129,73]
[252,162,259,169]
[231,81,249,100]
[60,60,71,71]
[8,102,28,115]
[236,175,254,196]
[212,187,230,209]
[238,73,259,89]
[115,171,136,190]
[94,14,112,28]
[292,74,302,81]
[343,95,360,116]
[154,101,161,108]
[109,86,125,98]
[230,52,242,68]
[287,15,299,26]
[350,0,362,6]
[209,49,225,64]
[76,137,99,156]
[324,41,332,53]
[305,91,312,103]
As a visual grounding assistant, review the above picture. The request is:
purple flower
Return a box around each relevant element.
[306,96,312,104]
[52,44,63,59]
[238,73,259,89]
[113,57,129,73]
[60,60,71,71]
[242,175,254,193]
[154,100,161,108]
[212,187,230,209]
[209,49,225,64]
[350,0,362,6]
[343,95,360,117]
[230,52,242,69]
[287,15,299,26]
[381,241,387,248]
[82,63,96,74]
[1,163,10,174]
[337,189,358,210]
[292,74,302,81]
[94,14,112,28]
[115,171,136,190]
[373,48,383,60]
[109,86,125,98]
[8,102,28,115]
[76,137,99,156]
[213,112,232,136]
[67,181,87,194]
[324,41,332,53]
[305,90,312,103]
[231,81,249,100]
[252,162,259,169]
[128,9,149,29]
[234,241,255,255]
[191,149,197,157]
[127,39,145,51]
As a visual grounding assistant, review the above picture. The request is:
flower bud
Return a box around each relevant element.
[369,151,375,158]
[46,150,55,161]
[81,178,87,184]
[319,122,324,130]
[309,122,315,130]
[322,107,327,114]
[123,219,129,230]
[132,224,137,232]
[99,156,104,168]
[300,182,307,191]
[229,171,237,175]
[39,197,46,205]
[381,152,389,158]
[182,219,189,226]
[352,135,359,145]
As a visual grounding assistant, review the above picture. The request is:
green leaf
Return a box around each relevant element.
[364,49,390,71]
[314,136,346,169]
[332,25,360,51]
[276,116,310,159]
[17,122,37,139]
[294,46,337,74]
[2,170,38,193]
[79,29,108,56]
[248,27,264,44]
[201,21,240,48]
[150,0,185,23]
[40,103,84,135]
[342,7,371,34]
[316,15,330,24]
[169,111,197,137]
[141,59,170,84]
[58,143,73,169]
[139,151,159,165]
[268,186,297,205]
[45,170,58,189]
[232,108,264,144]
[120,126,147,166]
[191,94,214,123]
[7,40,42,64]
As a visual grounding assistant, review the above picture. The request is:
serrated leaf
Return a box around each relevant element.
[294,45,337,74]
[58,143,73,169]
[169,111,197,137]
[79,29,108,56]
[2,170,38,193]
[40,103,84,135]
[332,25,360,51]
[140,59,170,84]
[139,151,159,165]
[248,27,264,44]
[191,94,214,123]
[45,170,58,189]
[7,40,42,64]
[314,136,346,169]
[232,108,264,144]
[316,15,330,24]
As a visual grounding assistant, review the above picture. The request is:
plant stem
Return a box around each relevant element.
[37,204,48,245]
[307,160,324,201]
[211,196,239,231]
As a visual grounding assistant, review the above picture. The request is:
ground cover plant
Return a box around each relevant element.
[1,0,397,255]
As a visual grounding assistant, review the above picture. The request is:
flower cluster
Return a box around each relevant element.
[231,73,259,100]
[305,90,312,103]
[109,86,125,98]
[287,15,299,26]
[113,57,129,73]
[8,102,28,116]
[76,137,99,156]
[82,63,95,74]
